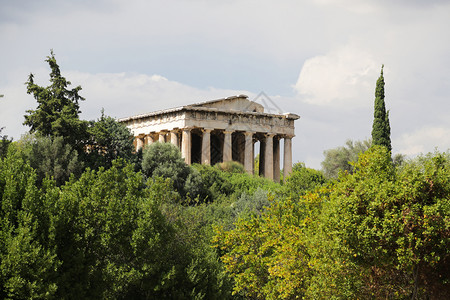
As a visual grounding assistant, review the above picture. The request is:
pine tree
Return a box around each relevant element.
[24,50,88,151]
[371,65,392,152]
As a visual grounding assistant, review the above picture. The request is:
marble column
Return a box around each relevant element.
[201,129,212,165]
[158,131,166,143]
[273,136,280,183]
[244,132,253,175]
[283,136,293,181]
[181,128,191,165]
[146,134,154,146]
[264,134,274,180]
[223,130,232,162]
[136,136,145,151]
[170,131,179,148]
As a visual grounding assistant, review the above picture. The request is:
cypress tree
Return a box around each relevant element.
[371,65,392,152]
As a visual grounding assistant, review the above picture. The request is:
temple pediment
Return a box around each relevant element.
[188,95,265,113]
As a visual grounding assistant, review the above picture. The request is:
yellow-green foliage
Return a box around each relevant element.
[213,192,323,299]
[215,147,450,299]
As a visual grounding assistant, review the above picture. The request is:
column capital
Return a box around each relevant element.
[243,131,254,136]
[202,128,214,133]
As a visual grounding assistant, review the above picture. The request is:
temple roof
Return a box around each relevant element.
[118,95,299,122]
[187,95,264,113]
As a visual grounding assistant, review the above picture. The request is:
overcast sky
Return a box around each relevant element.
[1,0,449,169]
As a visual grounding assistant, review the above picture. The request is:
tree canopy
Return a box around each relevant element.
[215,147,450,299]
[86,110,135,170]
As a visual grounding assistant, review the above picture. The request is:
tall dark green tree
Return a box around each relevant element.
[24,50,88,151]
[371,65,392,152]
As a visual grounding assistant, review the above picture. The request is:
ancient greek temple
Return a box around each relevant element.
[119,95,299,182]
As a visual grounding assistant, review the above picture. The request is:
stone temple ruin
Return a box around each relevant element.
[119,95,300,182]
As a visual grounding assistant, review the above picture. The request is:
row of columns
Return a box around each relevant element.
[135,129,293,181]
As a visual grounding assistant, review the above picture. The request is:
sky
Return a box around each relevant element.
[1,0,449,169]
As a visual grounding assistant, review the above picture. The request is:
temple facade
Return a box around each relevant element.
[118,95,299,182]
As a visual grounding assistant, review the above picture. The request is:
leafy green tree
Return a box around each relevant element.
[86,110,135,170]
[156,189,236,299]
[321,139,371,179]
[47,161,163,298]
[0,146,58,299]
[190,164,281,232]
[184,167,207,201]
[50,160,232,299]
[393,152,406,167]
[283,162,327,198]
[226,172,279,199]
[214,193,317,299]
[371,65,392,152]
[18,134,82,186]
[142,142,200,199]
[0,152,234,298]
[24,51,88,151]
[216,147,450,299]
[312,147,450,298]
[142,142,189,181]
[191,164,233,202]
[231,187,270,219]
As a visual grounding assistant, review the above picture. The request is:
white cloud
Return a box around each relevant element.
[396,127,450,156]
[294,43,379,107]
[66,71,252,122]
[312,0,380,14]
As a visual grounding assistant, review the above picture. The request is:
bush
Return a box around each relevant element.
[216,161,245,174]
[142,142,191,194]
